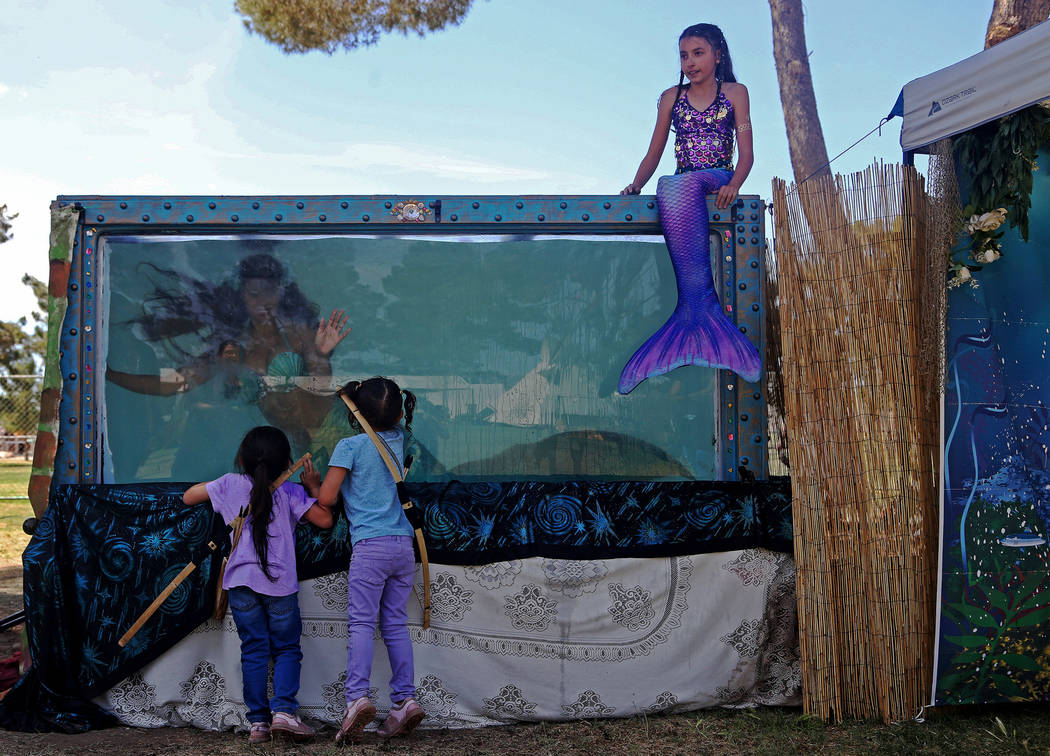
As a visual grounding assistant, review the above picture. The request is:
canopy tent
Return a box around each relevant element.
[888,18,1050,155]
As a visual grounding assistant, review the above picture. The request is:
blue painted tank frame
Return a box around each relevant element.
[51,194,769,483]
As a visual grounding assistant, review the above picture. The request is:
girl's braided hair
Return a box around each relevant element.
[339,376,416,432]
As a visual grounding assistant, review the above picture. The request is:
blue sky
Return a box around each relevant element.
[1,0,994,322]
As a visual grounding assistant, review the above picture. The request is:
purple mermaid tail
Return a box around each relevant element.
[618,169,762,394]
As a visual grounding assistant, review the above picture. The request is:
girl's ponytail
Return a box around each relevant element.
[340,380,363,427]
[235,426,291,583]
[401,389,417,431]
[249,461,277,582]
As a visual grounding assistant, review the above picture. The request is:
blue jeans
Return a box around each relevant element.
[228,587,304,723]
[345,535,417,703]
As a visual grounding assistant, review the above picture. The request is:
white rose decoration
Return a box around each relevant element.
[965,208,1008,234]
[980,247,1002,264]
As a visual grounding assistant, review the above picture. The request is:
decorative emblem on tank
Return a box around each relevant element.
[391,200,431,222]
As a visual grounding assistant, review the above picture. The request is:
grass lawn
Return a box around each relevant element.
[0,462,32,564]
[0,704,1049,755]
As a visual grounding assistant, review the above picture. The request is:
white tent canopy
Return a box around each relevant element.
[891,18,1050,154]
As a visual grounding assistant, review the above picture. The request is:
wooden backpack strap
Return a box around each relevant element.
[340,393,431,630]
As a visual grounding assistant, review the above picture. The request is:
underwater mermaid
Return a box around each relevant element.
[107,249,351,465]
[619,22,762,394]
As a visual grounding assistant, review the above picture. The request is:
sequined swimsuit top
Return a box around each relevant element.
[672,85,735,173]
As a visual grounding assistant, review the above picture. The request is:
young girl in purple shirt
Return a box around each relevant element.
[317,377,425,743]
[183,425,334,744]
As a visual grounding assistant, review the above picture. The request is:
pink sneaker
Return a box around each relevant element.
[377,698,425,738]
[247,721,270,744]
[270,711,315,741]
[335,696,376,745]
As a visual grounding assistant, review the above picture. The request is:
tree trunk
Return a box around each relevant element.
[985,0,1050,48]
[769,0,831,184]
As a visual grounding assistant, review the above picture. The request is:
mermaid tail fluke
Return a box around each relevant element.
[617,169,762,394]
[617,304,762,393]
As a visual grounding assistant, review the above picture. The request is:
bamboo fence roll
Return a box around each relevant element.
[772,164,939,723]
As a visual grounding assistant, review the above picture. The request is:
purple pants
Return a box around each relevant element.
[345,535,417,703]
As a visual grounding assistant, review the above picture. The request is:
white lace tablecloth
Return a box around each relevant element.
[98,549,800,730]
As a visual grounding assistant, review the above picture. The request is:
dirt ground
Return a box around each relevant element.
[0,711,717,756]
[0,565,23,660]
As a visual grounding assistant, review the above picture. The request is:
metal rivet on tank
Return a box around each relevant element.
[713,214,721,221]
[96,215,104,222]
[736,225,745,232]
[450,214,458,221]
[751,225,758,233]
[319,214,327,221]
[231,214,239,222]
[741,413,749,422]
[738,282,747,290]
[738,237,745,244]
[68,372,77,381]
[186,214,194,222]
[537,214,545,221]
[750,213,758,221]
[69,417,78,425]
[68,462,76,469]
[740,456,750,465]
[472,202,480,209]
[163,202,172,210]
[209,202,216,209]
[603,202,611,209]
[752,303,760,312]
[119,202,127,209]
[739,325,747,333]
[252,201,260,210]
[515,201,523,209]
[274,214,282,221]
[750,260,759,268]
[70,283,79,291]
[142,214,150,222]
[752,237,759,244]
[560,202,567,209]
[494,214,502,221]
[751,201,758,208]
[297,202,304,209]
[341,201,349,209]
[384,202,392,209]
[647,201,655,209]
[625,214,633,221]
[362,214,370,221]
[582,214,590,221]
[69,328,78,336]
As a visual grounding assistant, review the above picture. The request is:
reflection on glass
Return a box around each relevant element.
[102,234,719,482]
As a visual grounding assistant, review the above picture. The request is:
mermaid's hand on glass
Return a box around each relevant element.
[315,309,351,355]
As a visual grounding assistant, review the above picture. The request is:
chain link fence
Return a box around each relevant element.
[0,376,42,500]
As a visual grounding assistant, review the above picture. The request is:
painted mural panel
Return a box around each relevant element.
[936,153,1050,704]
